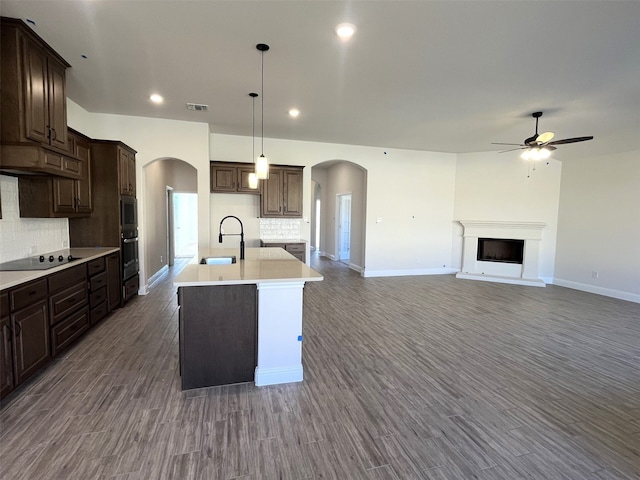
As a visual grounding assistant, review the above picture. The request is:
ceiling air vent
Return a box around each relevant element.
[186,103,209,112]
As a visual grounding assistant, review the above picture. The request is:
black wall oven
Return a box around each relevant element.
[122,229,139,281]
[121,196,137,232]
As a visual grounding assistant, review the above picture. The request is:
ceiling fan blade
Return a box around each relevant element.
[491,142,525,146]
[536,131,555,143]
[546,136,594,146]
[498,147,527,153]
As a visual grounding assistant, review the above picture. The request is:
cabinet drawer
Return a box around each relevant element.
[51,306,89,356]
[285,243,305,253]
[123,274,139,302]
[49,282,88,326]
[10,279,47,311]
[90,286,107,308]
[87,257,106,277]
[90,301,107,326]
[262,242,286,249]
[48,264,87,293]
[90,271,107,292]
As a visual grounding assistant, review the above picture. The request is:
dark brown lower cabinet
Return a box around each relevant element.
[88,256,108,326]
[123,274,139,304]
[12,300,50,385]
[178,285,257,390]
[1,292,14,398]
[0,251,124,401]
[106,252,121,311]
[51,306,90,356]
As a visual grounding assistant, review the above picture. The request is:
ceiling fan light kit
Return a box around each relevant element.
[493,111,593,163]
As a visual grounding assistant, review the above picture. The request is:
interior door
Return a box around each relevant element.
[338,194,351,263]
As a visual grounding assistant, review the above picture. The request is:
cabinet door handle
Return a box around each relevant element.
[14,322,21,337]
[50,128,57,141]
[4,324,12,340]
[28,290,37,296]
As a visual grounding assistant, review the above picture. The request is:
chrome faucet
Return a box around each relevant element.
[218,215,245,260]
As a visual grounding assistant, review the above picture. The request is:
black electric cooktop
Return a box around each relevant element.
[0,250,83,271]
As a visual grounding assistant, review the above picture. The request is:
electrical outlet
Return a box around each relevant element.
[29,246,37,254]
[160,255,164,263]
[592,271,599,278]
[62,240,69,248]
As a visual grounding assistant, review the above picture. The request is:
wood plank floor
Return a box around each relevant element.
[1,256,639,479]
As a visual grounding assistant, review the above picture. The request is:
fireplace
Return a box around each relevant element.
[456,221,546,287]
[477,238,524,264]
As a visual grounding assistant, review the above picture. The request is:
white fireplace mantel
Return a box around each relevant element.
[456,220,546,287]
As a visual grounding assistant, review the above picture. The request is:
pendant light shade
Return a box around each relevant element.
[256,43,270,180]
[256,155,269,180]
[248,92,259,189]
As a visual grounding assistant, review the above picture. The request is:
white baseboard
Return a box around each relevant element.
[349,263,363,274]
[456,272,546,287]
[255,365,303,386]
[552,278,640,304]
[363,267,459,278]
[323,253,336,261]
[147,265,168,289]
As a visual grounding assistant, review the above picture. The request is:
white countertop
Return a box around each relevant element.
[173,247,323,287]
[0,247,120,291]
[260,239,307,244]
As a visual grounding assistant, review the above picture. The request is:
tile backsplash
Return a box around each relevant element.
[259,218,302,240]
[0,175,69,263]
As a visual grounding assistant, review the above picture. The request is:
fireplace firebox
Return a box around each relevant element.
[477,238,524,264]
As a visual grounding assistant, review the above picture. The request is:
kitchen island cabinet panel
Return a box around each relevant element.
[178,284,257,390]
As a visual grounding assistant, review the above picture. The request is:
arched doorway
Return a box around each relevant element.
[311,160,367,273]
[143,158,197,286]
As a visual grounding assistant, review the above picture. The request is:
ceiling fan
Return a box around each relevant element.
[493,112,593,160]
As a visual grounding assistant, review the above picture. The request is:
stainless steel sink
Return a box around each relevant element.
[200,256,236,265]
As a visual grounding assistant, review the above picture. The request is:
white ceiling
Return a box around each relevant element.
[2,1,639,156]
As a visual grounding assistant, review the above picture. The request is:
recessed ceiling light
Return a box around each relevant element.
[150,94,164,104]
[335,23,356,40]
[289,108,300,118]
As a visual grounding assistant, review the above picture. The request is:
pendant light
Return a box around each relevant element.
[248,93,259,189]
[256,43,270,180]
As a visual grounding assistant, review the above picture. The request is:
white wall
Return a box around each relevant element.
[210,193,261,249]
[453,152,562,281]
[210,133,458,276]
[554,149,640,302]
[67,99,210,291]
[65,100,640,301]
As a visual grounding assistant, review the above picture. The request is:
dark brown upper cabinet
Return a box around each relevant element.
[1,17,70,152]
[260,165,303,218]
[16,128,92,218]
[210,162,260,194]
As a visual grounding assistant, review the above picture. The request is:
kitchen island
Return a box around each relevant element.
[173,247,323,389]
